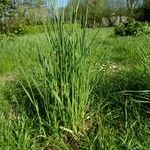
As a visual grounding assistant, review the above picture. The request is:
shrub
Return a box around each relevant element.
[0,18,27,35]
[115,19,150,36]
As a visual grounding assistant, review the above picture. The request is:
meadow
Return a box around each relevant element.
[0,26,150,150]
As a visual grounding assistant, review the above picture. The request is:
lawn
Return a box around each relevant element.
[0,27,150,149]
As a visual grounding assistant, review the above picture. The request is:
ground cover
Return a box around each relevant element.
[0,27,150,149]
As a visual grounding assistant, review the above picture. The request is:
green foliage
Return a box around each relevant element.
[115,19,150,36]
[0,0,27,36]
[0,0,15,17]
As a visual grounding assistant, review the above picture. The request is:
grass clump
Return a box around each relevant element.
[15,6,98,148]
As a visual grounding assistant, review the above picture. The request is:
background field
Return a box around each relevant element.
[0,27,150,149]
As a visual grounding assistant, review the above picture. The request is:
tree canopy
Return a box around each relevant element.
[0,0,16,18]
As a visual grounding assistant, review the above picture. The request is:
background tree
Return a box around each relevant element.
[143,0,150,21]
[64,0,105,27]
[15,0,49,25]
[87,0,105,27]
[0,0,16,19]
[125,0,142,16]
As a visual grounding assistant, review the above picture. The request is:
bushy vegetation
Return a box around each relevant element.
[115,19,150,36]
[0,18,27,35]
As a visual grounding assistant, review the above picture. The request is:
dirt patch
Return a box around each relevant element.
[99,61,128,72]
[0,75,16,82]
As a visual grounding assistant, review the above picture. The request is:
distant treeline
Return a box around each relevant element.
[0,0,150,28]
